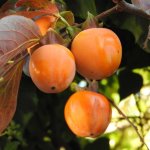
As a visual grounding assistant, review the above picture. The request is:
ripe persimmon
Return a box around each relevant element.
[64,90,111,138]
[29,44,76,93]
[71,28,122,80]
[35,15,57,35]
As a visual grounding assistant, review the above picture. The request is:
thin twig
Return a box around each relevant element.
[95,0,150,21]
[113,116,150,120]
[95,5,119,20]
[117,0,150,20]
[109,99,149,150]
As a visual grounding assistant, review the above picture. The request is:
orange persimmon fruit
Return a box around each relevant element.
[71,28,122,80]
[64,90,112,138]
[29,44,76,93]
[35,15,57,35]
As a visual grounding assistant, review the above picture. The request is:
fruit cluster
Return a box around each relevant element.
[27,26,122,138]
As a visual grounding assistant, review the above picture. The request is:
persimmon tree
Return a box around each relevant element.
[0,0,150,150]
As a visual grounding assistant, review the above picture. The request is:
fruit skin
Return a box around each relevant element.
[71,28,122,80]
[29,44,76,93]
[64,90,111,138]
[35,15,56,35]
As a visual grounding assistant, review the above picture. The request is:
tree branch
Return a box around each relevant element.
[96,0,150,20]
[117,0,150,20]
[109,99,149,150]
[95,5,119,20]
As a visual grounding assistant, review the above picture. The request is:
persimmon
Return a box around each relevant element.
[29,44,76,93]
[35,15,57,35]
[64,90,111,138]
[71,28,122,80]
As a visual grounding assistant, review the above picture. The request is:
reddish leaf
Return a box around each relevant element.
[0,15,41,77]
[15,2,59,18]
[15,0,54,9]
[0,15,41,133]
[40,28,64,45]
[0,2,58,19]
[14,10,58,19]
[0,62,23,133]
[14,5,59,36]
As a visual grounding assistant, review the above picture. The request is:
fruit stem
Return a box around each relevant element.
[85,78,99,92]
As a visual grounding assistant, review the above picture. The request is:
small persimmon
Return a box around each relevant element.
[29,44,76,93]
[64,90,111,138]
[71,28,122,80]
[35,15,57,35]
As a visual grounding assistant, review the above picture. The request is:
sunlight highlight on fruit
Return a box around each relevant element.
[29,44,76,93]
[71,28,122,80]
[35,15,57,35]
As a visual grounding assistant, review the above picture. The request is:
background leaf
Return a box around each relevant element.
[106,12,149,53]
[65,0,97,19]
[4,141,20,150]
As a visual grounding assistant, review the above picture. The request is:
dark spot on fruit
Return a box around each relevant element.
[51,86,56,90]
[90,133,94,137]
[90,71,94,74]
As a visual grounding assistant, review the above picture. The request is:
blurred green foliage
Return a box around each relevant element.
[0,0,150,150]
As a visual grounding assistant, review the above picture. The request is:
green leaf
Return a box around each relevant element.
[55,11,75,32]
[121,16,144,42]
[60,11,75,25]
[66,26,81,38]
[109,14,149,53]
[121,16,150,53]
[65,0,97,19]
[82,12,99,29]
[4,141,19,150]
